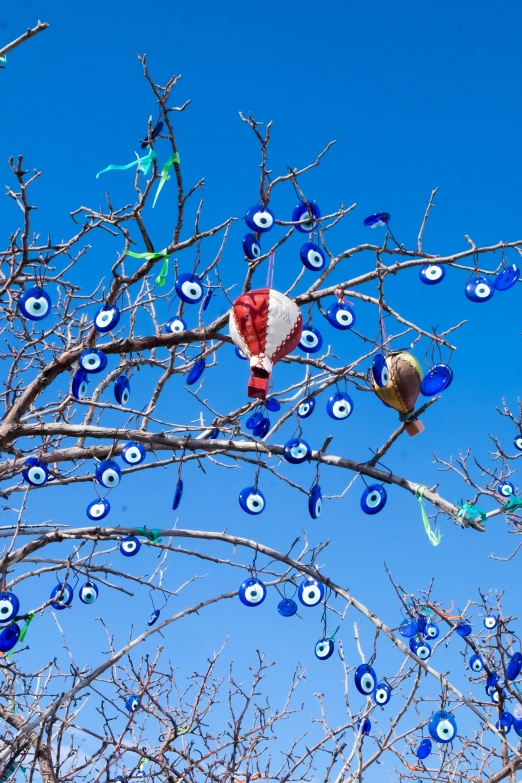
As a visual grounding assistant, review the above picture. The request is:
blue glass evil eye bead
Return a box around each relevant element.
[253,417,270,437]
[283,438,311,464]
[495,263,520,291]
[121,441,146,465]
[465,275,495,303]
[246,412,264,430]
[292,201,321,233]
[425,623,440,639]
[79,348,108,374]
[500,711,514,728]
[125,695,140,712]
[86,498,111,520]
[245,205,275,233]
[514,435,522,452]
[300,242,325,271]
[172,479,183,510]
[95,459,121,489]
[278,598,297,617]
[0,623,20,653]
[416,614,427,635]
[114,375,130,405]
[420,364,453,396]
[0,593,20,624]
[357,718,371,735]
[315,638,334,660]
[202,290,213,311]
[416,739,432,759]
[354,664,376,696]
[50,582,74,610]
[399,618,418,638]
[242,233,262,260]
[298,578,324,607]
[360,484,387,515]
[428,710,457,744]
[235,346,248,360]
[455,622,472,637]
[298,325,323,354]
[410,639,432,660]
[372,354,389,388]
[186,358,205,385]
[22,457,48,487]
[308,484,322,519]
[175,272,204,304]
[363,212,390,228]
[326,392,353,420]
[148,609,160,626]
[18,286,52,321]
[486,671,499,695]
[164,316,187,334]
[373,682,391,706]
[265,397,281,412]
[72,369,89,400]
[469,653,485,672]
[497,480,514,498]
[94,303,120,333]
[507,652,522,681]
[120,536,141,557]
[298,398,315,418]
[238,577,266,607]
[326,302,356,330]
[239,486,266,515]
[484,614,498,630]
[419,264,446,285]
[79,581,98,604]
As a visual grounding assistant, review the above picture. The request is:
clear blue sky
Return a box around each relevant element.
[2,0,522,775]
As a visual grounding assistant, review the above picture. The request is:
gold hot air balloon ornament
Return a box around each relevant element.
[371,352,425,436]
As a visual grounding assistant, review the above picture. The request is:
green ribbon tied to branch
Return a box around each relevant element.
[138,758,150,771]
[504,494,522,511]
[96,148,156,179]
[152,152,180,209]
[136,527,162,543]
[125,249,170,286]
[6,612,35,662]
[415,486,442,546]
[456,502,487,526]
[0,56,7,66]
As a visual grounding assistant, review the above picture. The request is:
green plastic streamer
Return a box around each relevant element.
[125,249,169,261]
[456,502,487,526]
[136,527,162,543]
[18,612,35,643]
[415,486,442,546]
[155,258,169,287]
[152,152,180,208]
[138,758,150,771]
[504,494,522,511]
[96,148,156,179]
[0,56,7,66]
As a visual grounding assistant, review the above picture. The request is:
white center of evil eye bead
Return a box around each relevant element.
[100,468,120,487]
[245,584,265,604]
[246,493,265,513]
[427,625,438,638]
[367,491,382,508]
[96,311,112,327]
[374,686,390,704]
[148,610,160,626]
[360,673,375,693]
[476,283,491,298]
[515,437,522,451]
[426,265,443,280]
[122,539,138,554]
[121,389,130,404]
[169,318,185,333]
[315,640,333,659]
[415,644,431,660]
[380,367,389,386]
[300,330,319,349]
[314,498,322,516]
[436,720,455,741]
[27,466,47,485]
[253,211,274,230]
[89,502,107,518]
[332,399,352,419]
[472,659,482,671]
[251,242,260,256]
[336,309,353,326]
[54,585,73,605]
[25,296,50,317]
[181,280,202,301]
[308,250,323,268]
[485,615,497,628]
[82,352,101,371]
[300,582,324,606]
[0,600,15,621]
[79,381,88,397]
[80,584,98,603]
[124,446,143,463]
[298,403,311,416]
[291,444,308,460]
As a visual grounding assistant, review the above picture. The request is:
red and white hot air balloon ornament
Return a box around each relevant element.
[230,288,302,400]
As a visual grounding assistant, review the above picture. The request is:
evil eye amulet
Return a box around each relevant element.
[245,205,275,233]
[86,498,111,520]
[373,682,391,705]
[125,695,140,712]
[455,622,472,636]
[410,639,432,660]
[239,486,266,515]
[246,412,264,430]
[428,710,457,744]
[420,364,453,396]
[416,739,432,760]
[357,718,371,735]
[265,397,281,412]
[253,417,270,437]
[425,623,440,639]
[399,618,418,638]
[18,286,52,321]
[495,263,519,291]
[50,582,74,610]
[202,290,212,310]
[419,264,446,285]
[363,212,390,228]
[72,369,89,400]
[372,354,389,388]
[497,480,514,497]
[360,484,387,515]
[283,438,311,464]
[94,303,120,333]
[315,638,334,660]
[175,272,204,304]
[120,536,141,557]
[465,275,494,303]
[469,653,484,672]
[238,577,267,607]
[186,358,205,385]
[148,609,160,626]
[326,302,356,330]
[308,484,322,519]
[172,479,183,510]
[235,347,248,360]
[506,652,522,681]
[514,435,522,452]
[326,392,353,420]
[354,664,376,695]
[298,577,324,607]
[278,598,297,617]
[95,459,121,488]
[292,201,321,233]
[79,581,98,604]
[298,398,315,418]
[79,348,108,374]
[0,592,20,623]
[164,316,187,334]
[300,242,325,271]
[114,375,130,405]
[0,623,20,653]
[121,441,146,465]
[22,457,48,486]
[298,325,323,353]
[242,233,262,260]
[484,614,498,630]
